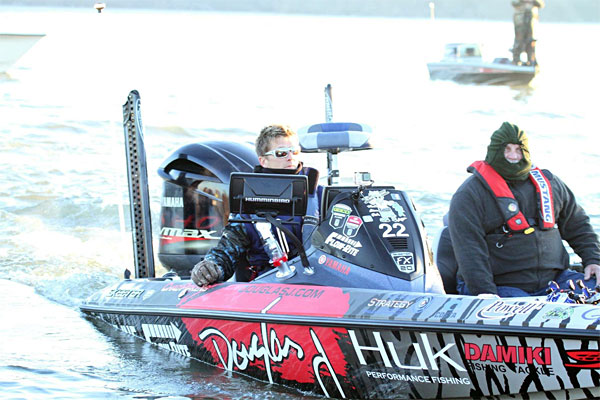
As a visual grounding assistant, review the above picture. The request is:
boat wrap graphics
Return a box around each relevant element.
[81,280,600,399]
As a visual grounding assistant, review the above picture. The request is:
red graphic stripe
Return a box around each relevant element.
[160,235,211,243]
[179,283,350,318]
[565,350,600,368]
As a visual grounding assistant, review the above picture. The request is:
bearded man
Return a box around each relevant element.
[448,122,600,297]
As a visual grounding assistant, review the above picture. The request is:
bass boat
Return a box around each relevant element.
[80,87,599,400]
[0,33,45,73]
[427,43,537,86]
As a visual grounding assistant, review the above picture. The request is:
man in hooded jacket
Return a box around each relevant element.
[448,122,600,297]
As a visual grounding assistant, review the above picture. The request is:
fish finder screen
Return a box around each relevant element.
[229,172,308,217]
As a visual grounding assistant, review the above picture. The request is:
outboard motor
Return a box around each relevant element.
[157,141,258,275]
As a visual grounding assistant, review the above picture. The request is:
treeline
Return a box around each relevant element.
[2,0,598,23]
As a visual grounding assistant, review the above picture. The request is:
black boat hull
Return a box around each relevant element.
[427,62,536,86]
[81,280,600,399]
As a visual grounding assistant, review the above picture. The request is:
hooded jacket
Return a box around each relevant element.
[448,122,600,295]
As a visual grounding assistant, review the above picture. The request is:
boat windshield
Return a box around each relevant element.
[461,46,481,57]
[444,44,482,59]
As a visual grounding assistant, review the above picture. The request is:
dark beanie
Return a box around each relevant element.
[484,122,532,181]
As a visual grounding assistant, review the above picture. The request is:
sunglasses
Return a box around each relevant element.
[263,147,300,158]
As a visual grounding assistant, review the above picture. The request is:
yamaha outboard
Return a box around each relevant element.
[157,141,258,275]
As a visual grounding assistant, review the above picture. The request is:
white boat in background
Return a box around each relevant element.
[0,33,45,73]
[427,43,537,85]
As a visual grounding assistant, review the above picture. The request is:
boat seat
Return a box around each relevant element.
[298,122,372,153]
[319,186,355,221]
[432,214,459,294]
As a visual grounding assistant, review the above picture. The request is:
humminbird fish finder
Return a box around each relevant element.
[229,172,311,278]
[229,172,308,219]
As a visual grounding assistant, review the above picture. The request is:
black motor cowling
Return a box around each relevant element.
[157,141,258,275]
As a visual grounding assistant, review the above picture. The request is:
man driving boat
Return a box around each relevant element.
[448,122,600,297]
[191,124,321,286]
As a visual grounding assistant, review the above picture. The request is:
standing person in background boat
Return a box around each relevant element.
[448,122,600,297]
[191,124,321,286]
[511,0,544,66]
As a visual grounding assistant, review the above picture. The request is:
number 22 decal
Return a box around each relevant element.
[379,223,409,237]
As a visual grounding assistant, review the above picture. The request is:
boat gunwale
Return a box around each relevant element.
[79,304,600,340]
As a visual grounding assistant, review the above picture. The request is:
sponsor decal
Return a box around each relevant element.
[475,300,544,320]
[466,361,553,375]
[160,227,220,241]
[114,322,191,357]
[349,330,466,372]
[530,169,554,223]
[245,197,290,204]
[362,190,406,223]
[390,204,406,220]
[107,289,144,298]
[581,309,600,321]
[114,324,136,336]
[413,296,433,313]
[362,190,390,206]
[379,222,409,238]
[343,215,363,237]
[432,311,457,319]
[181,283,350,317]
[237,284,324,299]
[367,297,414,309]
[161,197,183,207]
[324,232,362,256]
[365,371,470,385]
[464,343,552,365]
[564,350,600,368]
[543,306,574,320]
[161,282,204,292]
[319,256,351,275]
[195,298,346,398]
[142,322,190,357]
[391,252,415,273]
[329,203,352,229]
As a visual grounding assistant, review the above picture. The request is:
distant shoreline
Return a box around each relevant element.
[1,0,599,23]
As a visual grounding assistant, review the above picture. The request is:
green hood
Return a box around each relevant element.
[484,122,532,181]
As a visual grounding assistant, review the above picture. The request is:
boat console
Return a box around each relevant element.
[219,122,444,293]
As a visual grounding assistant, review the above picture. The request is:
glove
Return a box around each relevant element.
[191,259,223,286]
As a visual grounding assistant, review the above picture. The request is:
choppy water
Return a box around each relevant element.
[0,5,599,399]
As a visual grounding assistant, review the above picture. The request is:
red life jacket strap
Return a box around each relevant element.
[469,161,530,232]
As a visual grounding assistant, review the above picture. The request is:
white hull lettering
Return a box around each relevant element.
[160,227,219,240]
[348,330,466,372]
[476,300,544,320]
[197,297,345,398]
[161,197,183,207]
[530,169,554,223]
[199,298,304,384]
